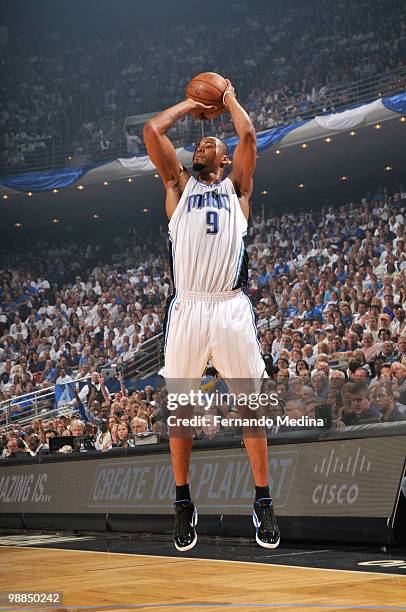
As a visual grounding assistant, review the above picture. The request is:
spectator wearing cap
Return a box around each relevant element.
[378,313,392,331]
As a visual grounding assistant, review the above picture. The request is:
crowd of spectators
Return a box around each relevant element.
[1,182,406,458]
[1,0,405,171]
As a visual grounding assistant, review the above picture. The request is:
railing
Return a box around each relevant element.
[1,65,405,178]
[0,333,164,430]
[124,332,164,381]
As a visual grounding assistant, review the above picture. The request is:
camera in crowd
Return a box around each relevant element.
[98,363,125,380]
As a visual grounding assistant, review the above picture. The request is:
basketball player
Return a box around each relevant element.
[143,80,280,551]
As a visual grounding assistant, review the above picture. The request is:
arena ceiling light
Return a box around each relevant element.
[300,143,308,149]
[52,218,60,224]
[143,208,149,213]
[384,165,393,172]
[27,192,33,197]
[298,183,305,189]
[77,185,85,190]
[324,137,333,143]
[274,149,281,155]
[92,213,99,219]
[52,189,59,194]
[340,176,349,182]
[349,131,356,136]
[67,155,73,160]
[2,194,9,200]
[400,117,406,123]
[374,123,382,129]
[261,190,269,195]
[154,173,159,178]
[102,181,109,186]
[14,223,22,228]
[127,177,133,183]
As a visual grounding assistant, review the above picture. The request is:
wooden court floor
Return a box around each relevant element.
[0,546,405,612]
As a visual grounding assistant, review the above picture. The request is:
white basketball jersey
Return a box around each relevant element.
[168,176,248,292]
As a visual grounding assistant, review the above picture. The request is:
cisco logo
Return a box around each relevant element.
[312,447,371,505]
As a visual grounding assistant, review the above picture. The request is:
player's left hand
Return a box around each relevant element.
[187,98,217,120]
[223,79,236,108]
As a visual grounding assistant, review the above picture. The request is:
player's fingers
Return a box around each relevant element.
[195,102,217,111]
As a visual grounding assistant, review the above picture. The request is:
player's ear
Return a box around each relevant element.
[220,155,230,168]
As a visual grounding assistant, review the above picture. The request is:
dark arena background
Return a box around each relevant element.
[0,0,406,610]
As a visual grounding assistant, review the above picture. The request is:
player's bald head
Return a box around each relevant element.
[213,137,229,157]
[198,137,229,157]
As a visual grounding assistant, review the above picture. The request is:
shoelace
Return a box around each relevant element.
[256,499,275,531]
[259,504,275,530]
[175,503,193,535]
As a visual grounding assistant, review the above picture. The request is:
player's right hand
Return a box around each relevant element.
[186,98,217,119]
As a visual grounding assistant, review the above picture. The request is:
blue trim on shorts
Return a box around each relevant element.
[168,234,177,286]
[232,231,247,289]
[164,289,178,353]
[243,293,262,351]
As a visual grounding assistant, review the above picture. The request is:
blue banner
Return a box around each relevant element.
[54,382,75,409]
[0,161,109,193]
[185,120,309,156]
[382,92,406,114]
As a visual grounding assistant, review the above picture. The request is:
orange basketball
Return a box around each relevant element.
[186,72,227,120]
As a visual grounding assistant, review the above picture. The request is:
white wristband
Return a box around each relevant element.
[222,90,234,108]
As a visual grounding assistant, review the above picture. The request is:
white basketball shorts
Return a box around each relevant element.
[162,288,266,390]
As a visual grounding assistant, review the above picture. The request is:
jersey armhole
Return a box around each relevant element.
[225,176,238,195]
[225,177,249,226]
[168,176,193,233]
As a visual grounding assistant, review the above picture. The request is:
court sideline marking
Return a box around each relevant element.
[2,546,406,578]
[0,603,406,611]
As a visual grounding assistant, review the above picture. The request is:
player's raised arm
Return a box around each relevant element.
[143,100,192,190]
[224,80,256,217]
[143,98,216,217]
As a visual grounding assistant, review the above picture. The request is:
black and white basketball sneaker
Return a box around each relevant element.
[173,500,198,552]
[252,497,280,549]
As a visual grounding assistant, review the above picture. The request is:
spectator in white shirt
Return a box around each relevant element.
[36,313,53,332]
[56,368,73,385]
